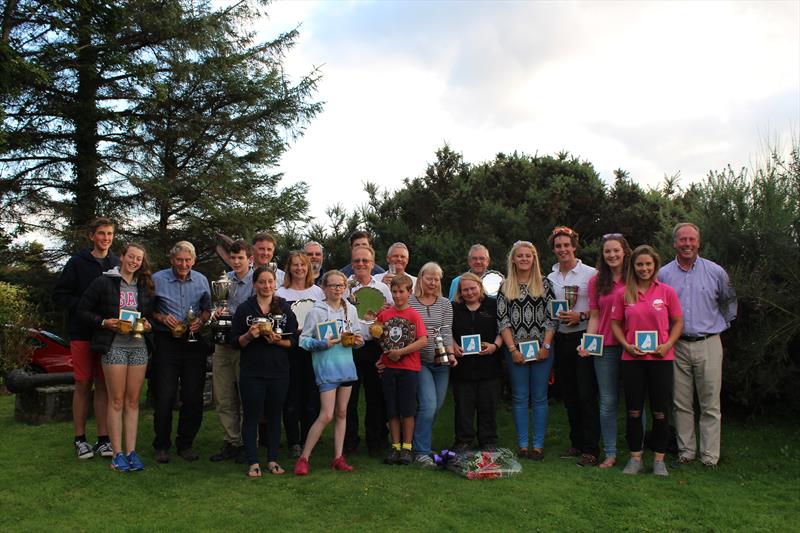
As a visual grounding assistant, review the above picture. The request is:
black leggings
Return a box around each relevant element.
[240,374,289,465]
[622,360,672,453]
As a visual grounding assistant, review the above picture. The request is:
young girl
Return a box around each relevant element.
[294,271,363,475]
[611,245,683,476]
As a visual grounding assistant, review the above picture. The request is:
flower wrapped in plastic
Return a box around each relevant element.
[435,448,522,479]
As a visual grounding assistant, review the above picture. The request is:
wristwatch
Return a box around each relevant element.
[579,312,587,321]
[543,343,551,350]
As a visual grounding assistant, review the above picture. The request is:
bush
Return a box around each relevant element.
[0,282,38,378]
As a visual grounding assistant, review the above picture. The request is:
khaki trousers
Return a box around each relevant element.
[212,343,242,445]
[673,335,723,464]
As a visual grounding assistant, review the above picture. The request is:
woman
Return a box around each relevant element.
[276,251,324,458]
[451,273,503,451]
[409,262,454,468]
[77,243,154,472]
[611,245,683,477]
[546,226,600,466]
[232,267,298,477]
[578,234,632,468]
[295,270,363,475]
[497,241,556,460]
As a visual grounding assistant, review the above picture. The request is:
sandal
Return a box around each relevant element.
[267,461,285,475]
[599,457,617,469]
[247,464,262,477]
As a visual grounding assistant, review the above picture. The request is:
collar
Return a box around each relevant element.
[674,256,700,272]
[168,268,193,282]
[551,258,584,274]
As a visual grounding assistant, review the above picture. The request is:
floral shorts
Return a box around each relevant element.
[102,346,148,366]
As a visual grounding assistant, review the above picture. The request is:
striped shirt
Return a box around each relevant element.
[409,295,453,364]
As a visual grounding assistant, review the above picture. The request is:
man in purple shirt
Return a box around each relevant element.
[659,223,737,469]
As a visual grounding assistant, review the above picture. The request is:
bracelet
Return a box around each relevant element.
[493,342,500,351]
[101,319,106,328]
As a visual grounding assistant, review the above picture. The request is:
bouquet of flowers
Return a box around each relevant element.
[434,448,522,479]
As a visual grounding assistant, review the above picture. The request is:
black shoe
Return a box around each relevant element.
[399,449,413,465]
[384,449,400,465]
[154,449,170,464]
[210,442,240,462]
[559,446,581,459]
[670,456,695,469]
[178,448,200,462]
[234,447,248,464]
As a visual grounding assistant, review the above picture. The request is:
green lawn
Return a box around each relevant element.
[0,390,798,532]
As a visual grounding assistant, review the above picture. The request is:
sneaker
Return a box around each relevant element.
[294,456,309,476]
[177,448,200,462]
[93,440,114,458]
[75,440,94,460]
[210,442,239,462]
[110,452,131,472]
[702,461,718,470]
[528,448,545,461]
[671,456,695,469]
[559,446,581,459]
[126,450,145,471]
[653,460,669,477]
[399,449,413,465]
[290,444,303,459]
[154,449,170,464]
[622,457,644,475]
[384,449,400,465]
[331,455,354,472]
[414,454,437,469]
[577,454,598,467]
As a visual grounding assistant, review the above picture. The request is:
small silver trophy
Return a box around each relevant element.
[271,313,284,335]
[433,326,452,365]
[186,306,198,343]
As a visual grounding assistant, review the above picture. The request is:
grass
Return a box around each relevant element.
[0,389,798,532]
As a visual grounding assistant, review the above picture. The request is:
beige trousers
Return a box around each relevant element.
[212,343,242,445]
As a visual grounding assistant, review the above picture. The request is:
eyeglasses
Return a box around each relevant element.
[602,233,624,240]
[326,284,346,290]
[551,226,576,236]
[352,258,372,264]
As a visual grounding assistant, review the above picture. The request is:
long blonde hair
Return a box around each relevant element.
[624,245,661,304]
[414,262,443,298]
[501,240,545,300]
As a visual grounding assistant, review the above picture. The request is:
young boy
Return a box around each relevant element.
[376,274,427,465]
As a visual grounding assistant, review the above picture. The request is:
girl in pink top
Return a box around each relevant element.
[611,245,683,477]
[578,234,631,468]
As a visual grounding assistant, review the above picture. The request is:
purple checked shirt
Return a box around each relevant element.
[658,256,737,337]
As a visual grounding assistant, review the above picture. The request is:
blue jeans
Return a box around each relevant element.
[412,362,450,455]
[505,348,554,450]
[593,346,622,457]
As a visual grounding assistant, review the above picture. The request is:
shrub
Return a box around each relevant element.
[0,282,38,378]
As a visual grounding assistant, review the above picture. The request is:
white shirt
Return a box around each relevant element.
[275,285,324,302]
[373,271,417,293]
[547,259,596,334]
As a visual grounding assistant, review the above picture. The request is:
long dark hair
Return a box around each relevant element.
[122,242,154,295]
[253,266,283,315]
[595,235,632,296]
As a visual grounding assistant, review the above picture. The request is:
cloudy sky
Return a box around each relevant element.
[265,0,799,223]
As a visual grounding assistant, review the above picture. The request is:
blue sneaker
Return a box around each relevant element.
[110,452,131,473]
[127,450,145,472]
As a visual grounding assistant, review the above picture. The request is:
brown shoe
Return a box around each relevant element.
[559,446,581,459]
[177,448,200,462]
[528,448,545,461]
[577,453,598,467]
[154,449,170,464]
[518,447,529,459]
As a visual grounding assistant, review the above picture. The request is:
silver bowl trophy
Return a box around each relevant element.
[481,271,504,297]
[433,326,454,365]
[211,271,238,343]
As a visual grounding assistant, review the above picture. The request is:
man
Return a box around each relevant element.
[448,244,503,300]
[209,240,253,463]
[303,240,325,286]
[54,217,118,459]
[151,241,212,463]
[338,230,385,278]
[374,242,417,290]
[252,233,285,286]
[659,222,737,469]
[343,245,392,455]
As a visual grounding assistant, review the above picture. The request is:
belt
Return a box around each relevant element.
[680,334,715,343]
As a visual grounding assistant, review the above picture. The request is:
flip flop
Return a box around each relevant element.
[267,462,285,475]
[247,465,261,477]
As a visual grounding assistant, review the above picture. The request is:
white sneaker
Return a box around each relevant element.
[75,440,94,459]
[414,454,437,469]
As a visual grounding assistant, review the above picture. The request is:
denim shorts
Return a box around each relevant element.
[102,346,148,366]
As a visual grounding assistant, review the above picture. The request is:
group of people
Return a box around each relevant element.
[55,220,736,478]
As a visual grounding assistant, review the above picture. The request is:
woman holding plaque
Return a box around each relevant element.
[276,251,324,459]
[232,266,298,477]
[497,240,556,460]
[577,234,632,468]
[611,245,682,477]
[409,262,454,468]
[451,273,503,451]
[77,243,154,472]
[546,226,600,467]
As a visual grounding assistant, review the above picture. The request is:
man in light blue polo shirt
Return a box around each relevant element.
[151,241,212,463]
[659,222,737,469]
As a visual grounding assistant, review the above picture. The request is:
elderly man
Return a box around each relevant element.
[303,240,325,286]
[659,222,737,469]
[151,241,212,463]
[339,230,385,278]
[343,245,392,455]
[375,242,417,289]
[252,232,285,286]
[448,244,503,300]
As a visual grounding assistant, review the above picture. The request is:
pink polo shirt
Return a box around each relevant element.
[588,276,624,346]
[610,280,682,361]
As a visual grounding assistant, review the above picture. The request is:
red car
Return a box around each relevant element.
[28,329,73,374]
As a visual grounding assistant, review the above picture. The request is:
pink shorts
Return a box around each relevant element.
[71,340,104,382]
